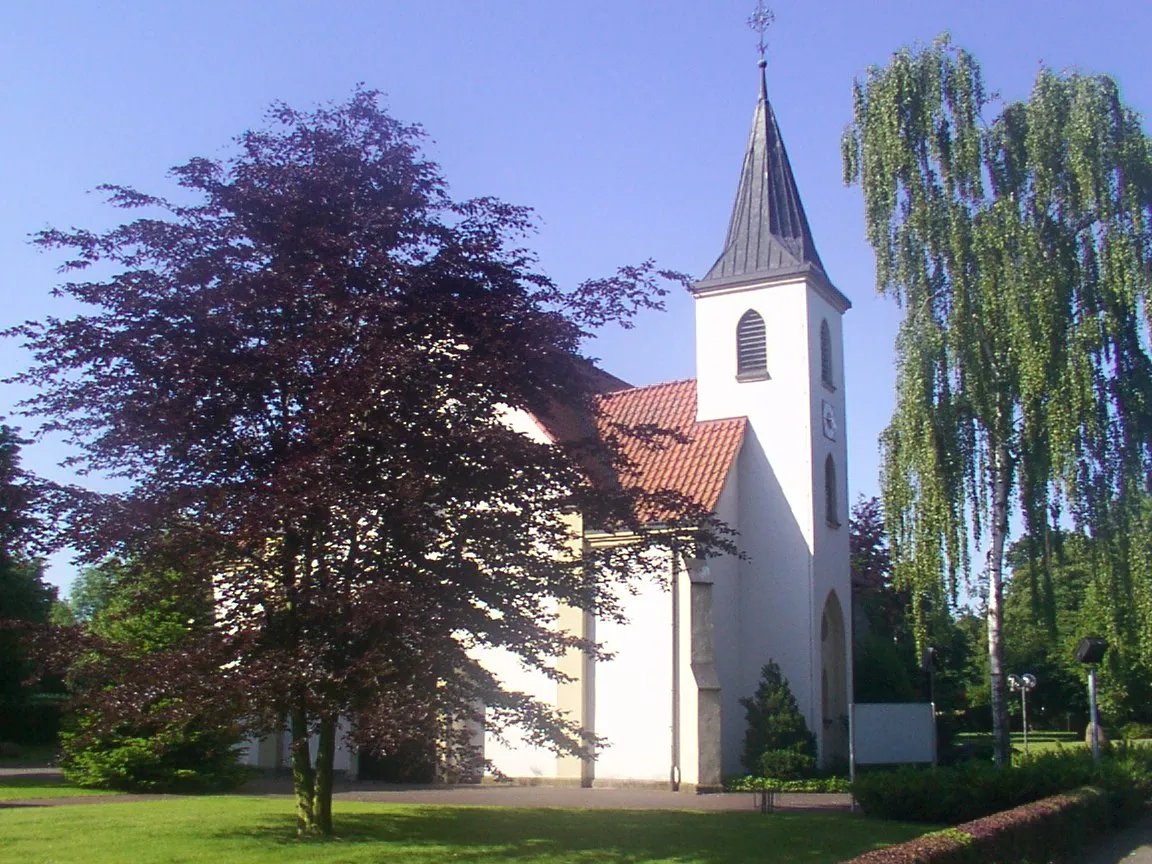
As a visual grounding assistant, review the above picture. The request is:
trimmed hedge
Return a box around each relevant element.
[851,752,1090,823]
[852,745,1152,824]
[726,775,851,793]
[842,787,1113,864]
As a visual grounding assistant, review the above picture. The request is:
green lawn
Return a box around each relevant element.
[0,797,928,864]
[0,775,122,801]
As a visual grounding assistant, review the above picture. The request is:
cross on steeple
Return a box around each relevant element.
[694,4,831,287]
[746,1,775,64]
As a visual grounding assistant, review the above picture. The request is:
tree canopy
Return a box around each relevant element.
[0,426,59,745]
[8,89,715,833]
[843,37,1152,764]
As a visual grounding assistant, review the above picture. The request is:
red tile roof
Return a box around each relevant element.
[593,380,746,523]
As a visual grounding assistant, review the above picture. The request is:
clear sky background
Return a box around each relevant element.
[2,0,1150,593]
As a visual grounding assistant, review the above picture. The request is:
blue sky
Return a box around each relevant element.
[2,0,1150,591]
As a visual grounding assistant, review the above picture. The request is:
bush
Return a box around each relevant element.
[852,746,1152,825]
[726,774,851,793]
[61,715,248,793]
[1121,721,1152,740]
[757,749,816,780]
[852,750,1098,823]
[843,787,1115,864]
[740,661,816,774]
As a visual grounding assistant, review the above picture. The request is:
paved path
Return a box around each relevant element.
[1078,811,1152,864]
[0,768,850,813]
[329,785,851,812]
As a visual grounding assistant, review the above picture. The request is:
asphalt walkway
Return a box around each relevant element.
[0,768,850,812]
[1076,810,1152,864]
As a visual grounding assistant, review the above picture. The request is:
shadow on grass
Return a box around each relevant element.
[217,806,924,863]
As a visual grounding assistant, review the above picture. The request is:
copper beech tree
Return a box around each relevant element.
[10,90,728,835]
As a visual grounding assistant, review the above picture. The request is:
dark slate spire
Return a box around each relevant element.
[699,59,826,285]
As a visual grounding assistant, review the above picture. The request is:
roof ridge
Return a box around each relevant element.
[599,377,697,398]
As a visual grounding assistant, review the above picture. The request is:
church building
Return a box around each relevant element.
[239,54,853,791]
[477,56,853,790]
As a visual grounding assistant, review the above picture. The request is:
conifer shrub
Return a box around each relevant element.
[740,661,816,775]
[61,715,248,793]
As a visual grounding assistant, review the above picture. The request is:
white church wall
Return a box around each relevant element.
[735,427,817,747]
[474,640,562,780]
[593,548,674,782]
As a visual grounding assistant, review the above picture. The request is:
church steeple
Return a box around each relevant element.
[696,59,826,287]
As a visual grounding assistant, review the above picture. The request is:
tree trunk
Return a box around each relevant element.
[289,704,316,834]
[314,715,337,836]
[987,447,1012,767]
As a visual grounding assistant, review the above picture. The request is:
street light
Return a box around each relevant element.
[1075,637,1108,766]
[1008,673,1038,754]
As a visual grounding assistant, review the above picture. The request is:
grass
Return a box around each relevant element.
[0,796,929,863]
[0,775,122,800]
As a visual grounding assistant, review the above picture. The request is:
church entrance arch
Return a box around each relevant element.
[820,590,848,766]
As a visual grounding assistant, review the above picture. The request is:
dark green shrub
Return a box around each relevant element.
[61,715,248,793]
[739,661,815,774]
[1121,721,1152,740]
[851,750,1098,823]
[852,747,1152,825]
[757,748,816,780]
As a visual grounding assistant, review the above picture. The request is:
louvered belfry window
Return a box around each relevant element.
[820,319,834,388]
[736,310,768,379]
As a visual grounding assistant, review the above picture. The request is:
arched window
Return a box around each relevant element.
[736,310,768,380]
[820,319,834,389]
[824,454,839,526]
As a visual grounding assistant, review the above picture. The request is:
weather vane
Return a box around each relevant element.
[747,1,775,61]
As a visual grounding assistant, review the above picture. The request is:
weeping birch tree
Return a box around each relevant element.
[842,37,1152,765]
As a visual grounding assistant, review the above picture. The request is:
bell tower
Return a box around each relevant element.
[691,41,853,766]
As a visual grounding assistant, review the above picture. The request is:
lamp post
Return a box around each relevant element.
[1008,673,1038,754]
[1075,637,1108,766]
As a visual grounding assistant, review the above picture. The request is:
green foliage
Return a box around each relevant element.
[62,557,242,792]
[1121,721,1152,740]
[757,749,817,781]
[854,630,917,703]
[70,559,209,655]
[1000,516,1152,728]
[60,717,248,793]
[0,426,62,746]
[851,746,1152,824]
[740,661,816,774]
[726,774,851,793]
[843,35,1152,765]
[850,496,920,704]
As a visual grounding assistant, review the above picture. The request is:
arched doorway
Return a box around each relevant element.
[820,591,849,766]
